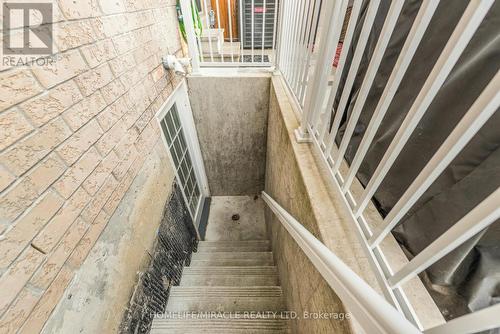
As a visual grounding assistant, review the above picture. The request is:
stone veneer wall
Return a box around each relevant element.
[0,0,182,332]
[264,79,353,334]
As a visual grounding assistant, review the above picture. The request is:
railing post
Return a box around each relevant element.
[179,0,201,73]
[295,0,346,143]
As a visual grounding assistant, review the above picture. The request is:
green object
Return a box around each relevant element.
[177,0,203,42]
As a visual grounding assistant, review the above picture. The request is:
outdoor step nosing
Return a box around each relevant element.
[153,321,289,325]
[190,261,274,266]
[153,319,289,324]
[169,287,283,297]
[191,252,273,258]
[170,286,282,291]
[183,266,277,271]
[182,273,278,277]
[152,325,288,329]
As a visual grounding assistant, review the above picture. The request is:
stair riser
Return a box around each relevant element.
[191,252,273,260]
[183,266,277,275]
[200,41,221,52]
[198,241,270,247]
[191,259,274,266]
[165,297,284,312]
[180,275,279,286]
[151,328,289,334]
[197,246,271,252]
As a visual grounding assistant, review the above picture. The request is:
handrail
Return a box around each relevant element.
[261,191,421,334]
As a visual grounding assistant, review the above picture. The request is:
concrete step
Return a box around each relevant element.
[200,28,223,42]
[192,252,273,261]
[200,54,242,62]
[221,41,241,54]
[183,266,277,275]
[180,266,279,286]
[165,286,285,312]
[200,40,222,54]
[151,317,290,334]
[197,240,271,252]
[190,251,274,266]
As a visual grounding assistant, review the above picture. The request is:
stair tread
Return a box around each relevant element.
[183,266,277,274]
[170,286,282,297]
[192,252,273,259]
[190,258,274,266]
[198,240,270,245]
[154,316,290,322]
[197,243,271,252]
[153,318,289,326]
[151,317,290,334]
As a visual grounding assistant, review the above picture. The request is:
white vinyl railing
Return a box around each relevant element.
[275,0,323,108]
[180,0,500,331]
[262,192,421,334]
[262,192,500,334]
[179,0,278,70]
[274,0,500,332]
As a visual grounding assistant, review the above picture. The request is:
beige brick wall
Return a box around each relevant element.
[0,0,183,332]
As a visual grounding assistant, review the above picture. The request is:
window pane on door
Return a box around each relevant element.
[160,104,202,218]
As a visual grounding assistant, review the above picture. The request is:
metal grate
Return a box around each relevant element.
[120,183,197,334]
[242,54,270,62]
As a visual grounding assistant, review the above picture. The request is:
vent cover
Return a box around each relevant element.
[241,0,277,48]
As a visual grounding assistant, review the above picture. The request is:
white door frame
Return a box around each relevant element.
[156,79,210,234]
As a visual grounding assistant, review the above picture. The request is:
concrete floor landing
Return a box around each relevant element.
[204,196,268,241]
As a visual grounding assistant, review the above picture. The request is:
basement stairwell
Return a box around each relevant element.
[150,196,291,333]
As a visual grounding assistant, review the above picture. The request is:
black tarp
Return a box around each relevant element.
[331,0,500,324]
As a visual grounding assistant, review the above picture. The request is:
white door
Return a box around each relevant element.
[156,80,209,234]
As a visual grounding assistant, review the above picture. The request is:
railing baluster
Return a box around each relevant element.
[341,0,440,193]
[271,0,279,63]
[369,70,500,249]
[290,0,307,91]
[179,0,201,71]
[353,0,494,217]
[294,0,316,102]
[202,0,215,61]
[227,0,235,61]
[276,0,287,69]
[283,0,300,81]
[283,0,298,82]
[310,0,362,132]
[215,0,224,62]
[299,0,349,141]
[388,187,500,288]
[261,0,266,63]
[322,0,381,153]
[251,0,255,62]
[192,0,205,62]
[262,192,421,334]
[239,0,244,62]
[274,0,284,66]
[298,0,322,105]
[278,0,291,71]
[330,0,405,173]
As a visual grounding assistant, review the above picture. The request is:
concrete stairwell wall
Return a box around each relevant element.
[0,1,186,332]
[264,78,354,334]
[187,74,271,195]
